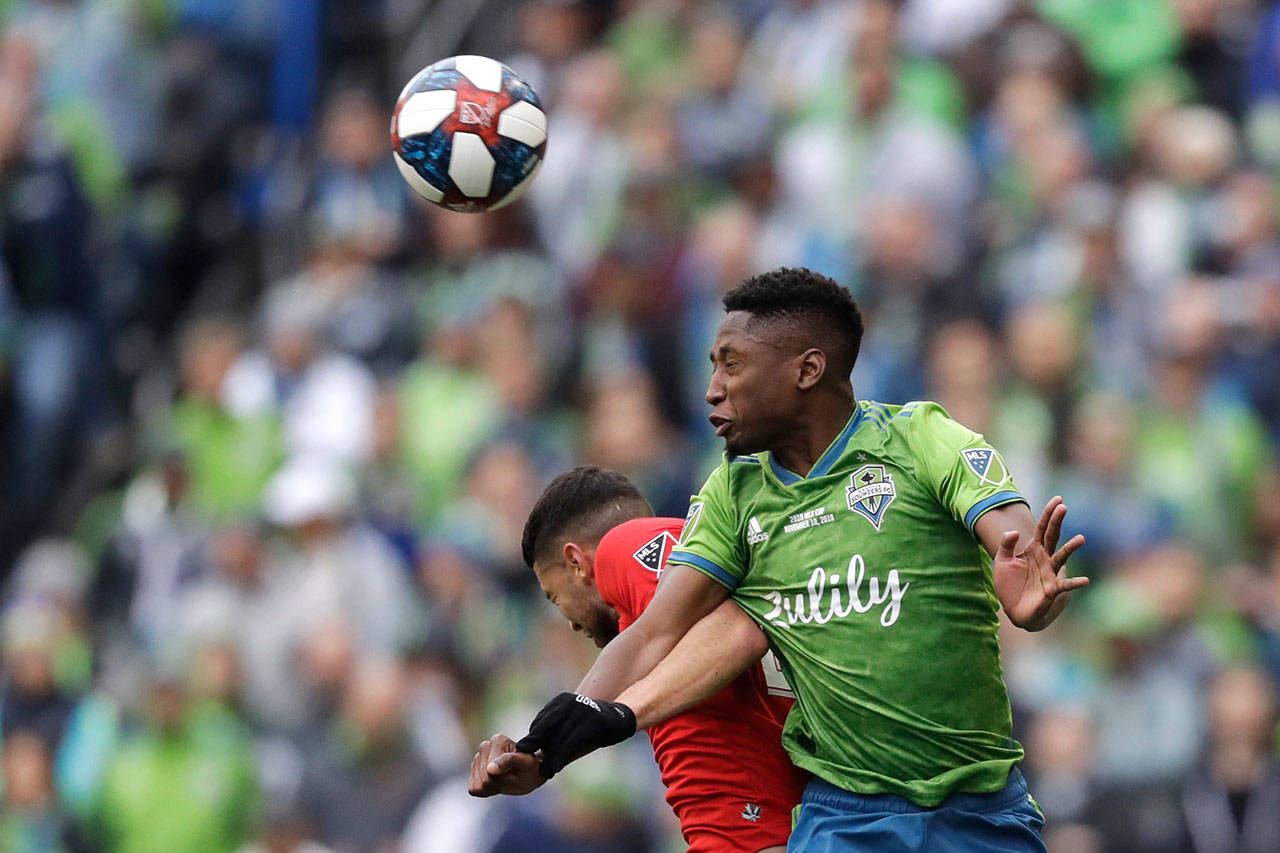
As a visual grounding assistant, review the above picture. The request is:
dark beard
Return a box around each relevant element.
[590,607,621,648]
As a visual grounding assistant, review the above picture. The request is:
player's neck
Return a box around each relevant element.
[770,397,857,478]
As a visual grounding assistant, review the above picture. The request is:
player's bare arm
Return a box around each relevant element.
[574,563,730,700]
[469,597,765,796]
[510,564,730,776]
[975,496,1087,631]
[616,598,768,729]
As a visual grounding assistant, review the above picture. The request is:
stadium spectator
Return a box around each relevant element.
[296,658,433,850]
[225,287,377,465]
[0,729,73,851]
[92,673,259,850]
[1174,666,1280,852]
[163,317,283,521]
[261,455,419,657]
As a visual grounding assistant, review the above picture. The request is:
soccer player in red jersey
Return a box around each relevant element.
[468,466,807,853]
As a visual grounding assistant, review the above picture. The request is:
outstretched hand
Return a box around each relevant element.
[467,734,545,797]
[992,496,1087,631]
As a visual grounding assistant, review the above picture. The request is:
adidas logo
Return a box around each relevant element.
[741,803,762,822]
[747,516,769,545]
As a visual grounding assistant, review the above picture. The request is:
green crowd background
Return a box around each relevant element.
[1,0,1280,850]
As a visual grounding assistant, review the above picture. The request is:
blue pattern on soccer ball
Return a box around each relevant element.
[488,138,539,198]
[398,132,453,195]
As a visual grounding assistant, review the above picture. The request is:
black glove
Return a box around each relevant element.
[515,692,637,778]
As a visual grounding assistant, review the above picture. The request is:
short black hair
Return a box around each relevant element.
[723,267,864,379]
[521,467,653,569]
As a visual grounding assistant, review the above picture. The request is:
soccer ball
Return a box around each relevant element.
[390,55,548,213]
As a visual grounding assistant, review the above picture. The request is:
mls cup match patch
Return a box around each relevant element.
[960,448,1010,486]
[632,531,677,578]
[847,465,896,531]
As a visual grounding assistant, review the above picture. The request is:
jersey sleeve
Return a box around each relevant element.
[665,461,747,591]
[905,402,1028,534]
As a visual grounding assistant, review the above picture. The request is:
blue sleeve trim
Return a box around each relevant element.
[964,491,1027,532]
[667,551,740,591]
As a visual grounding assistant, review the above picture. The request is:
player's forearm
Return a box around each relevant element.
[975,503,1035,562]
[575,621,671,699]
[576,564,730,699]
[975,503,1038,627]
[616,599,766,729]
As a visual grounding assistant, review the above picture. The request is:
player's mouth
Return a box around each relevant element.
[709,414,731,437]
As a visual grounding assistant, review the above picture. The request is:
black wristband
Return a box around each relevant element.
[515,692,637,778]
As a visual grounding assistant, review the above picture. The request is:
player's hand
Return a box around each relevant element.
[515,692,637,778]
[468,734,545,797]
[993,496,1088,631]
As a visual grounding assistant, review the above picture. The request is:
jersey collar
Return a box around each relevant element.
[766,405,866,485]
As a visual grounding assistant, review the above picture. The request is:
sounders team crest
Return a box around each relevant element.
[847,465,896,531]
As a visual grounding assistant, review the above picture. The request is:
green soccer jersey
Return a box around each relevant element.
[667,400,1028,807]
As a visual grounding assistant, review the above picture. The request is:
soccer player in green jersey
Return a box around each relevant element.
[483,268,1087,850]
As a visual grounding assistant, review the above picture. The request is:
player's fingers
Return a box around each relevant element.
[998,530,1020,557]
[472,740,489,772]
[486,750,530,777]
[1057,575,1090,593]
[480,734,514,772]
[490,733,519,752]
[1031,544,1059,597]
[1033,497,1058,544]
[469,743,490,796]
[1051,534,1086,570]
[1043,503,1067,553]
[1034,494,1054,540]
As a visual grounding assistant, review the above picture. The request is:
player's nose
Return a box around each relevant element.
[705,374,726,405]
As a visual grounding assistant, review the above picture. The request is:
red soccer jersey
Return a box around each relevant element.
[594,518,809,853]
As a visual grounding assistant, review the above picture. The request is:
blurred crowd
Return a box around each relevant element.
[1,0,1280,850]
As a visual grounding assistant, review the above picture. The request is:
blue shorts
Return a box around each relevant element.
[787,768,1045,852]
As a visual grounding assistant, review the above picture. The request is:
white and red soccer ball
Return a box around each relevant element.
[391,55,547,213]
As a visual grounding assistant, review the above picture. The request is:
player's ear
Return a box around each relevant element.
[797,348,826,391]
[562,542,595,580]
